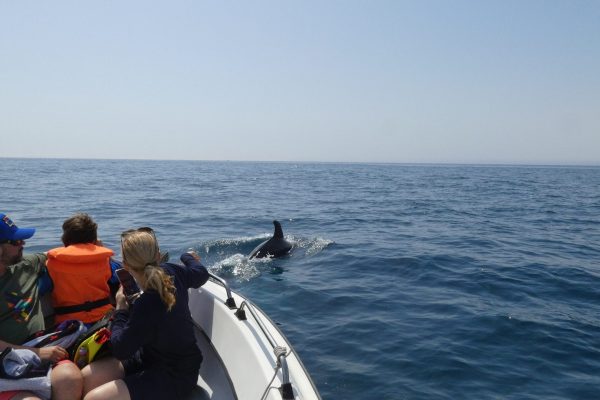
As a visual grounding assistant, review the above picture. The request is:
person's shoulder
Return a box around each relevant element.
[10,253,47,274]
[134,289,167,315]
[160,262,181,275]
[22,253,47,265]
[160,261,197,281]
[94,244,114,257]
[137,287,162,304]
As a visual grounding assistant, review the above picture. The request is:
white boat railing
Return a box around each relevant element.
[206,272,295,400]
[207,272,237,309]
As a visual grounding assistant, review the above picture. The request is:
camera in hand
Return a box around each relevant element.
[116,268,141,304]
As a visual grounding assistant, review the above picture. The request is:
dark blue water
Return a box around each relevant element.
[2,159,600,399]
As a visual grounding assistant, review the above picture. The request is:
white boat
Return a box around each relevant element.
[186,273,321,400]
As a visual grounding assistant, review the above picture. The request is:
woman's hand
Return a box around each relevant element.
[38,345,68,363]
[187,250,201,262]
[115,286,129,311]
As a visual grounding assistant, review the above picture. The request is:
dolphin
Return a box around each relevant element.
[249,220,292,259]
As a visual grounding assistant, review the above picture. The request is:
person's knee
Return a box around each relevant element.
[51,361,83,400]
[52,361,82,385]
[81,357,125,395]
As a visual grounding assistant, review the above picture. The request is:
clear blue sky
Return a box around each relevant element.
[1,1,599,164]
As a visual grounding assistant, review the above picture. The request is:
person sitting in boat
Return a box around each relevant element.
[81,227,209,400]
[46,213,116,325]
[0,213,83,400]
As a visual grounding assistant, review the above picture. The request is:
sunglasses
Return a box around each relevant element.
[121,226,155,237]
[120,226,160,259]
[121,226,156,244]
[0,239,25,246]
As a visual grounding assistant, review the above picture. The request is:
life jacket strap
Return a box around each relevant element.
[54,297,111,315]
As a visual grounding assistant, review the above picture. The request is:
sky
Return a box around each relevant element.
[1,1,599,165]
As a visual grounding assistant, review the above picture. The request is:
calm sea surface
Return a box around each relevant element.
[2,158,600,399]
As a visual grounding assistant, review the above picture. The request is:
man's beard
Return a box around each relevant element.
[1,250,23,266]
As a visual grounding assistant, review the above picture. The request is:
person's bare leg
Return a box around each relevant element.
[83,380,130,400]
[51,361,83,400]
[81,357,125,395]
[7,393,42,400]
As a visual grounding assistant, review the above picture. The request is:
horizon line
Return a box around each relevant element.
[2,156,599,168]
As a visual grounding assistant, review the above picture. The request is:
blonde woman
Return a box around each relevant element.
[81,228,208,400]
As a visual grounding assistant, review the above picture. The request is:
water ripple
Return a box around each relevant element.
[3,159,600,399]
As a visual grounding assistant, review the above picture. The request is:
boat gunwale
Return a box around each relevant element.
[192,277,322,399]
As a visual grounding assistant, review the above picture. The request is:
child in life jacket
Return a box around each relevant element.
[46,213,116,325]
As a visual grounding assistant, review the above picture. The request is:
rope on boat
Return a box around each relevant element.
[260,347,294,400]
[242,302,296,399]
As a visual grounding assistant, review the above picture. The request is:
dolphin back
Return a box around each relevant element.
[249,239,269,259]
[248,220,292,259]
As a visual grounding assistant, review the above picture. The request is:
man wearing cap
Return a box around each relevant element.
[0,213,83,400]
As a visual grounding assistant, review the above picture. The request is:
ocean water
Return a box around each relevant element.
[2,158,600,399]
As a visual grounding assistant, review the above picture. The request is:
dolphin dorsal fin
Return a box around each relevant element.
[272,220,284,239]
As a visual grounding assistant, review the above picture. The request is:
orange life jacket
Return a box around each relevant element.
[46,244,114,324]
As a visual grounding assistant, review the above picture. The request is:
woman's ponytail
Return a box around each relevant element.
[121,230,177,311]
[144,263,176,311]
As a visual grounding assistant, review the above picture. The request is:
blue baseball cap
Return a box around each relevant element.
[0,214,36,241]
